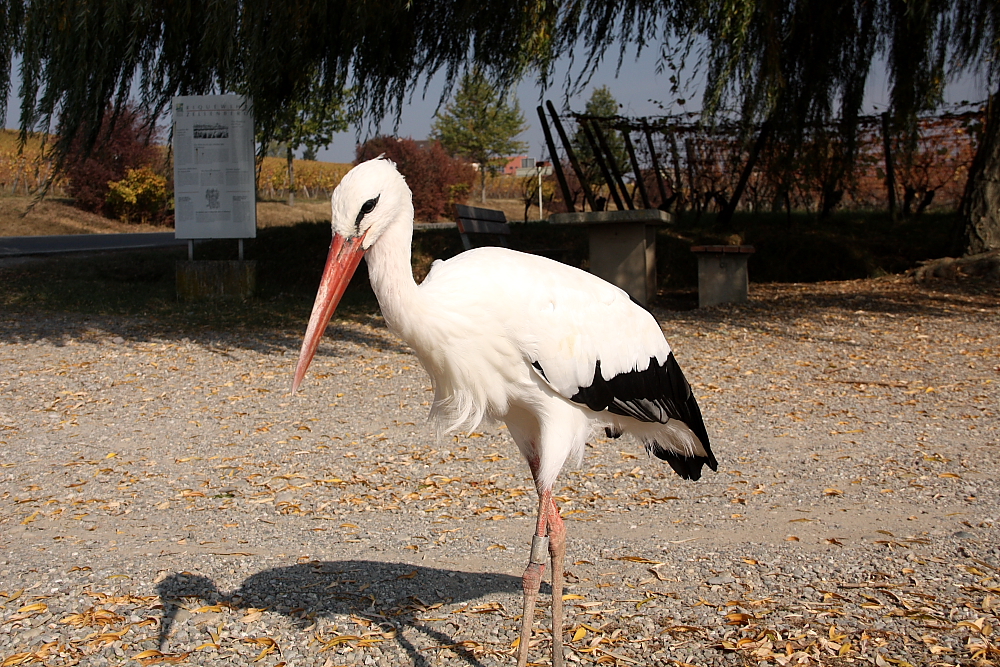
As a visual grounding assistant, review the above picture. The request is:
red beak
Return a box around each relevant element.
[292,233,367,392]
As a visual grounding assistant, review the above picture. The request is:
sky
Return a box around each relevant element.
[5,45,989,165]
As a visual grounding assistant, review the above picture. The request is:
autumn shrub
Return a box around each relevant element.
[356,137,475,221]
[62,107,158,216]
[105,166,170,225]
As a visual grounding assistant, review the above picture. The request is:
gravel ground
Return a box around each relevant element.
[1,277,998,667]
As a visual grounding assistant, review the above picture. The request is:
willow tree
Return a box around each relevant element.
[1,0,997,255]
[0,0,557,168]
[949,0,1000,256]
[558,0,998,252]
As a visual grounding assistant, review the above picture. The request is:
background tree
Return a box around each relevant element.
[571,86,628,192]
[260,83,353,206]
[957,95,1000,255]
[949,0,1000,256]
[432,69,528,202]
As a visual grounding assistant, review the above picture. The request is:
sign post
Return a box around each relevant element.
[172,94,258,300]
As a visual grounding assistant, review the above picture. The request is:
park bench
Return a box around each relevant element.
[455,204,511,250]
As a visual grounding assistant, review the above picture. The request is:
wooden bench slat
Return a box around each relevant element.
[454,205,511,250]
[457,219,511,235]
[455,204,507,223]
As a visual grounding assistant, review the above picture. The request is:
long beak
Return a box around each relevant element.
[292,233,367,392]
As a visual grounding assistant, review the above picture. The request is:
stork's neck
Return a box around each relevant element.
[363,217,422,338]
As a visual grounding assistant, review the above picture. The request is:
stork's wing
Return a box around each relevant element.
[523,285,705,420]
[420,247,713,477]
[468,252,705,434]
[511,259,714,474]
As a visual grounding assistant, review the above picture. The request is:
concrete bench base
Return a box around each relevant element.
[549,209,671,306]
[691,245,755,308]
[176,260,257,301]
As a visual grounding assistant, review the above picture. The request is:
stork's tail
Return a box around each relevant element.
[646,443,719,481]
[646,354,717,481]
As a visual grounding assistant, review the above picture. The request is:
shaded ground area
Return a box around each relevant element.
[2,190,965,290]
[1,277,997,666]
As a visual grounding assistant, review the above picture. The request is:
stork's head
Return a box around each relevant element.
[330,156,412,249]
[293,157,412,392]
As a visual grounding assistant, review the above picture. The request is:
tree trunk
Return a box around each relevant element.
[286,146,295,207]
[880,112,899,220]
[960,92,1000,256]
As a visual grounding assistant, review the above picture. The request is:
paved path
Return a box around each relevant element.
[0,232,186,257]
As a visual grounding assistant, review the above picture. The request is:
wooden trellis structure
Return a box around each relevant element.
[537,101,985,218]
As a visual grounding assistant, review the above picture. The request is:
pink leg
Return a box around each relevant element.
[547,496,566,667]
[516,488,551,667]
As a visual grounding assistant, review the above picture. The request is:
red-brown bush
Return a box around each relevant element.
[356,137,475,221]
[62,107,159,216]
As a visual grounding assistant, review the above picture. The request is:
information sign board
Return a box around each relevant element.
[172,95,257,239]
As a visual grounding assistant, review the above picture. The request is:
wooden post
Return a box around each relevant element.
[546,101,599,212]
[537,105,576,213]
[622,128,652,209]
[642,119,670,207]
[593,122,633,210]
[881,111,897,219]
[669,131,685,213]
[580,119,625,211]
[718,120,771,225]
[286,146,295,207]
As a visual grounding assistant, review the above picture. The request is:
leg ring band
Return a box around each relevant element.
[530,535,549,564]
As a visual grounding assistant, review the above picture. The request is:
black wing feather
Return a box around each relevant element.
[567,353,717,481]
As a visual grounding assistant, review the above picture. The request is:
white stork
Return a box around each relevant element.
[293,157,717,667]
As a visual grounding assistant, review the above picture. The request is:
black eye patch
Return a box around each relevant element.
[355,195,380,233]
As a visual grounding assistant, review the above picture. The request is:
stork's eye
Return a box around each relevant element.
[355,195,380,232]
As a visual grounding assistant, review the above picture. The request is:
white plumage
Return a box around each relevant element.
[294,158,717,667]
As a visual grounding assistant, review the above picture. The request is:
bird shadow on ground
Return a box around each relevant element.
[156,560,528,667]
